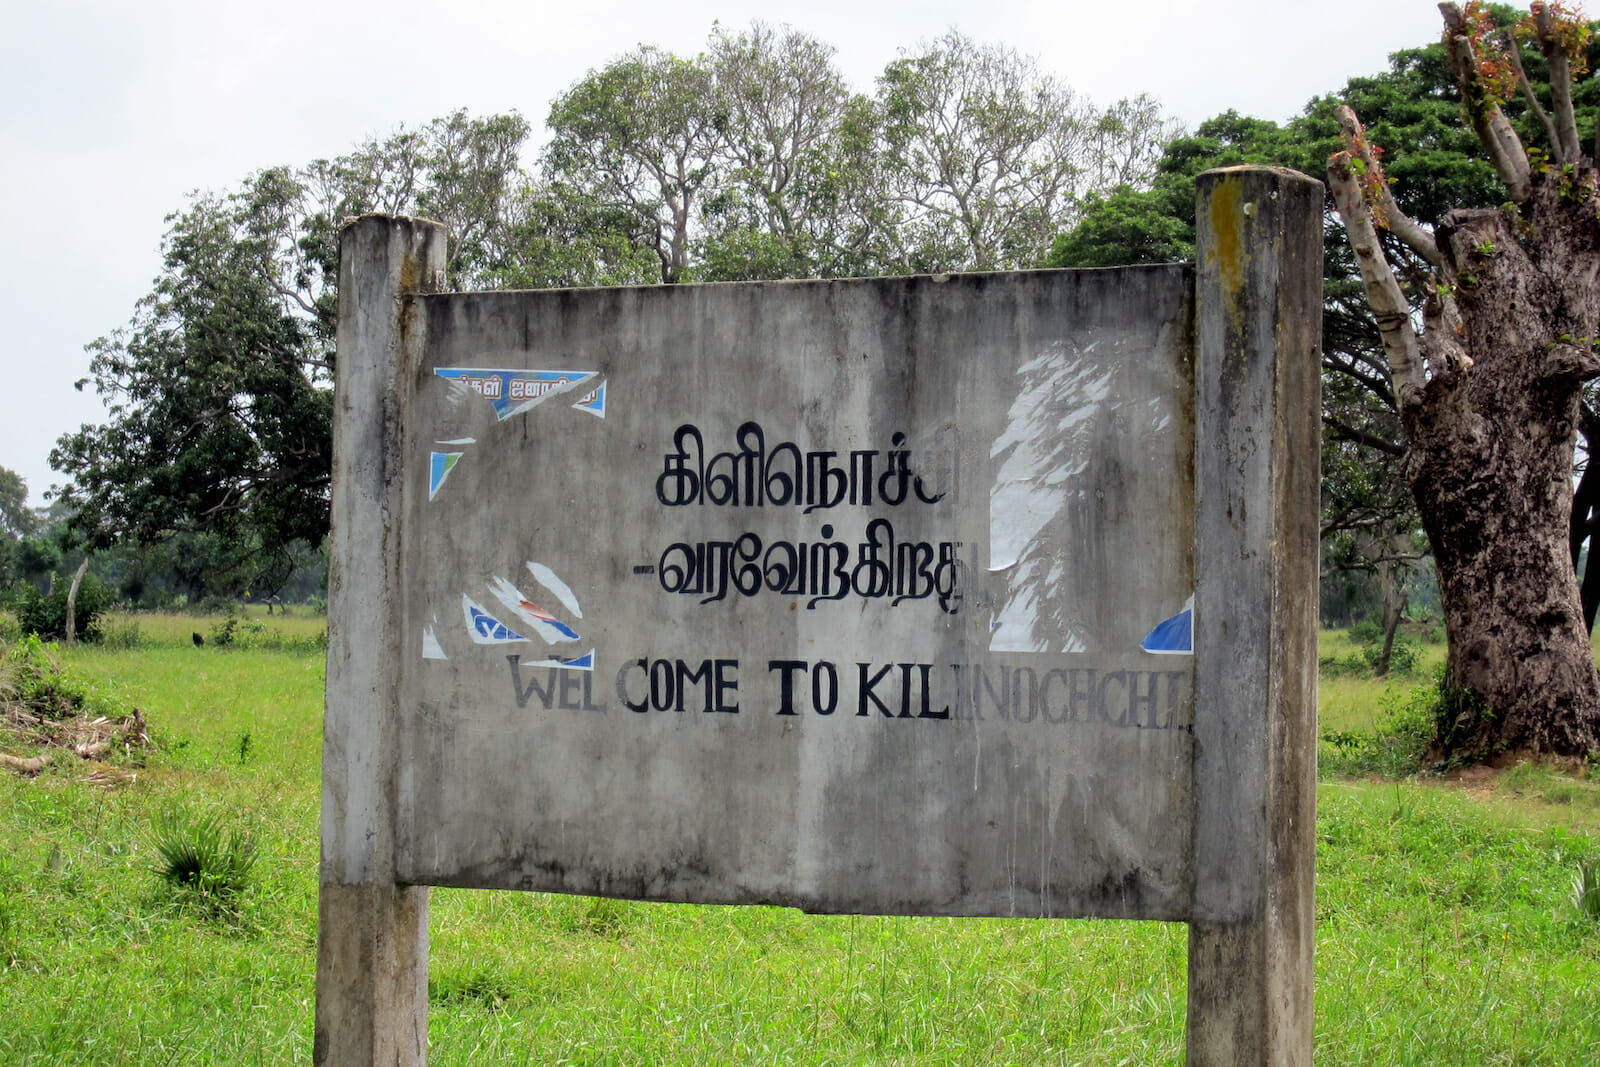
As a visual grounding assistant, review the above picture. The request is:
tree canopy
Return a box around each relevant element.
[1052,5,1600,691]
[52,23,1180,594]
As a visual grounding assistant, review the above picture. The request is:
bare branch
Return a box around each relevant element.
[1328,147,1428,412]
[1322,415,1407,457]
[1531,2,1583,164]
[1333,106,1445,271]
[1439,3,1533,201]
[1324,352,1398,409]
[1503,28,1564,158]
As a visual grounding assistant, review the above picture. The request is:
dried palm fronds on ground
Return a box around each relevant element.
[1,633,150,777]
[1,705,148,770]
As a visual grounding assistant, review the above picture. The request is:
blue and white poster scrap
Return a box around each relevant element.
[1140,596,1193,655]
[435,368,598,421]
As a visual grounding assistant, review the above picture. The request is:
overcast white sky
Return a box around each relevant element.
[0,0,1448,501]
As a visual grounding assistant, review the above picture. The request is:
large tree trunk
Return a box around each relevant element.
[1399,189,1600,758]
[1329,5,1600,760]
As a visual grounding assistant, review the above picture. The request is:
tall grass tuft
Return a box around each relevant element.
[1575,858,1600,921]
[149,808,258,916]
[97,615,144,650]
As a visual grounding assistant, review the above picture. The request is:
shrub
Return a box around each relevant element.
[208,605,241,647]
[1319,651,1373,678]
[1348,617,1384,644]
[1320,674,1439,777]
[233,624,327,653]
[10,575,110,643]
[1362,636,1420,675]
[0,634,93,721]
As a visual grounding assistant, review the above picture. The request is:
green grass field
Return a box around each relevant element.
[1,618,1598,1063]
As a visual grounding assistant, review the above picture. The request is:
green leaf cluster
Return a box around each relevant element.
[50,23,1189,567]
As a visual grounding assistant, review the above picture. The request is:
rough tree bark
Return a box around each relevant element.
[1328,2,1600,758]
[1570,407,1600,629]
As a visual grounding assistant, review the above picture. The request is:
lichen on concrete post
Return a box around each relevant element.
[1187,166,1322,1065]
[315,214,447,1067]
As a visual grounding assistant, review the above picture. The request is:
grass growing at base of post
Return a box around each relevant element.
[0,616,1596,1063]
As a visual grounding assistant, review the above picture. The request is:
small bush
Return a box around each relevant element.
[232,624,327,653]
[1,634,93,721]
[148,808,258,916]
[208,605,241,648]
[10,575,110,643]
[1319,651,1372,678]
[1348,618,1384,644]
[1320,675,1438,777]
[1362,636,1420,675]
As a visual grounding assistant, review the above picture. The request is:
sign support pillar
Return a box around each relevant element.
[1187,167,1322,1064]
[315,214,447,1067]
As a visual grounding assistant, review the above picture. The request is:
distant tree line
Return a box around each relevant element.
[1,464,324,641]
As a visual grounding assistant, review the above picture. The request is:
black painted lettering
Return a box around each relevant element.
[676,659,714,712]
[857,662,895,717]
[896,663,915,718]
[1097,671,1128,726]
[558,670,584,710]
[656,424,704,506]
[1130,671,1160,728]
[849,450,876,505]
[973,664,1009,721]
[1012,666,1039,723]
[765,441,802,506]
[1067,669,1097,722]
[813,661,839,715]
[713,659,740,713]
[1040,668,1071,724]
[617,659,649,713]
[950,664,973,720]
[769,660,807,716]
[916,663,949,719]
[649,659,676,711]
[581,670,606,712]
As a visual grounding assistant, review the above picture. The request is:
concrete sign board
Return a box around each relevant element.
[316,166,1322,1067]
[398,268,1196,918]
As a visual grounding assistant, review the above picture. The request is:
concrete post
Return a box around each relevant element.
[315,214,447,1067]
[1187,167,1322,1064]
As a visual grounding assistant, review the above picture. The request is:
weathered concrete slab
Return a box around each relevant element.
[391,268,1197,918]
[316,214,444,1067]
[1185,166,1322,1065]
